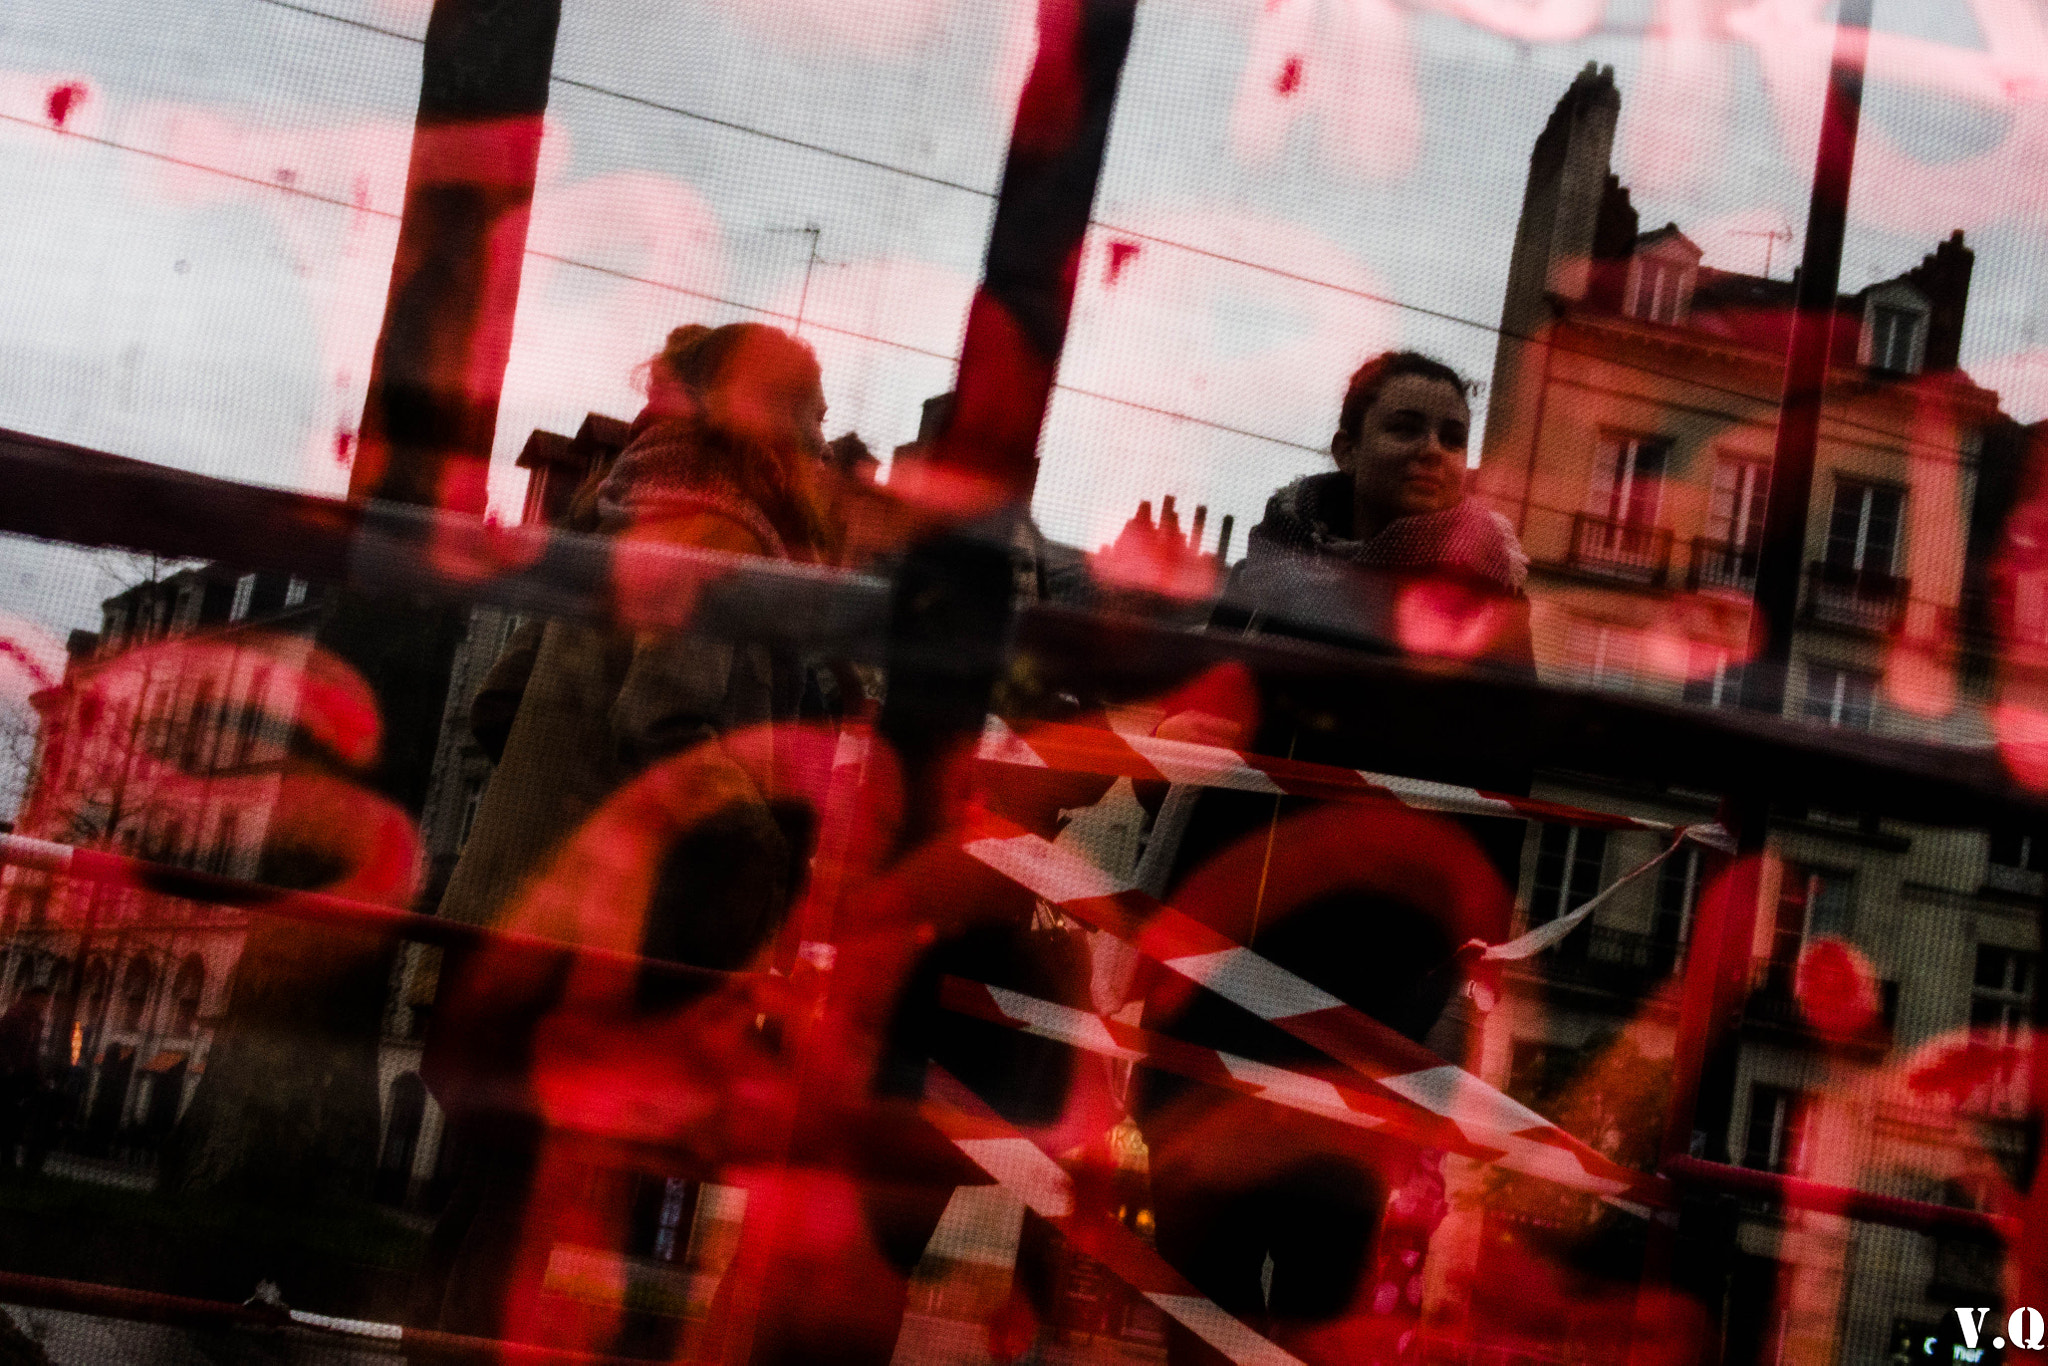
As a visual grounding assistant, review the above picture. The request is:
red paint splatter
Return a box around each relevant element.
[1105,239,1141,286]
[0,638,56,690]
[333,428,355,464]
[1275,56,1304,96]
[45,82,87,129]
[1794,937,1881,1040]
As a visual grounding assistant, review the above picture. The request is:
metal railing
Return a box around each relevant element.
[1805,560,1909,632]
[1687,537,1759,593]
[1526,922,1682,997]
[1569,513,1674,585]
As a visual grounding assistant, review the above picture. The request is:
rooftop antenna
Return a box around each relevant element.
[1732,223,1795,280]
[768,222,842,336]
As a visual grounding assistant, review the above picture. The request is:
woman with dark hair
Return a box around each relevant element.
[1136,352,1535,1366]
[1222,349,1532,663]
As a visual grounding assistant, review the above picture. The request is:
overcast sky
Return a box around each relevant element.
[3,0,2048,723]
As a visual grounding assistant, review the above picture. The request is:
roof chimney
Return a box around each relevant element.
[1906,229,1975,372]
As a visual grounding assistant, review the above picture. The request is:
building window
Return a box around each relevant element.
[173,583,202,631]
[1708,458,1770,553]
[1683,647,1744,708]
[1970,946,2034,1043]
[1869,304,1922,374]
[1589,434,1668,530]
[235,666,272,764]
[210,809,240,876]
[1627,258,1688,324]
[1802,663,1877,730]
[1699,458,1769,591]
[229,573,255,622]
[1530,824,1607,928]
[1769,865,1852,991]
[284,578,308,608]
[1825,480,1903,575]
[171,956,205,1035]
[1653,845,1701,968]
[1990,829,2048,872]
[1566,621,1639,693]
[120,957,155,1032]
[180,680,215,772]
[1743,1083,1808,1174]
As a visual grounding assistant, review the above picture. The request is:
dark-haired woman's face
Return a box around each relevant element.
[1334,374,1469,530]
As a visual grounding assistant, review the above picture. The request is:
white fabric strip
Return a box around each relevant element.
[1214,1053,1381,1127]
[1376,1064,1559,1136]
[1355,772,1521,819]
[983,984,1147,1063]
[0,833,75,875]
[952,1137,1074,1218]
[288,1311,404,1341]
[977,715,1048,768]
[963,833,1137,904]
[1125,734,1286,793]
[1162,947,1347,1021]
[1480,834,1685,963]
[1144,1296,1309,1366]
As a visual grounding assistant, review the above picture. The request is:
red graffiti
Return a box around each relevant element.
[1104,238,1141,286]
[44,82,86,129]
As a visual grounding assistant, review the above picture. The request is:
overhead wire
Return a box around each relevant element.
[0,110,1327,455]
[241,0,2008,468]
[29,0,2006,472]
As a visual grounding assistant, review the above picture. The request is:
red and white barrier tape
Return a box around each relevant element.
[922,1066,1307,1366]
[978,716,1700,835]
[940,975,1663,1207]
[957,814,1663,1209]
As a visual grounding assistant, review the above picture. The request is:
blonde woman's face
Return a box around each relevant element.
[712,335,826,455]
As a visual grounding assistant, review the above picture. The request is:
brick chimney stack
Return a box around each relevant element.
[1905,229,1975,373]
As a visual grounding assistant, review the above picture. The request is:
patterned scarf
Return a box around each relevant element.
[595,417,789,557]
[1248,472,1528,593]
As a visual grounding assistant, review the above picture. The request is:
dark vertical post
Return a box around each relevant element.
[880,0,1140,824]
[166,0,562,1215]
[826,8,1139,1363]
[1740,0,1873,715]
[350,0,564,513]
[925,0,1139,502]
[1662,0,1874,1187]
[1645,6,1873,1354]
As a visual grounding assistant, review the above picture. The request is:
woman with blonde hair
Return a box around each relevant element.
[423,322,841,1346]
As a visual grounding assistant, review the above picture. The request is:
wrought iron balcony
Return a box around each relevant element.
[1744,973,1899,1054]
[1688,538,1758,593]
[1568,514,1673,586]
[1527,922,1683,998]
[1804,561,1909,633]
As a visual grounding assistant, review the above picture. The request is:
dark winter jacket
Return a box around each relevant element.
[1140,473,1540,1104]
[1220,471,1534,672]
[434,417,820,1011]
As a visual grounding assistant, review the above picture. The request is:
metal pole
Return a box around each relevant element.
[882,0,1141,828]
[925,0,1139,504]
[1646,4,1874,1354]
[1740,0,1874,716]
[349,0,563,512]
